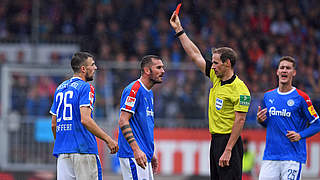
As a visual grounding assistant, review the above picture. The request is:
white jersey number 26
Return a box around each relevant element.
[56,91,73,122]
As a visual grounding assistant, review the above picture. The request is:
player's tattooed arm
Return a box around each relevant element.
[120,124,136,144]
[119,110,147,169]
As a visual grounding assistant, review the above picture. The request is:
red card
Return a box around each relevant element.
[175,3,182,15]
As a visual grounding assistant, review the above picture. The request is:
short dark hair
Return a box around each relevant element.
[140,55,162,74]
[278,56,296,69]
[71,52,94,73]
[211,47,237,67]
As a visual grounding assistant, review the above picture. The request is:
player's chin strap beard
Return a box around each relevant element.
[149,68,162,84]
[85,73,93,82]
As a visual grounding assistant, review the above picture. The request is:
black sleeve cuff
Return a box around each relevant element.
[205,60,212,78]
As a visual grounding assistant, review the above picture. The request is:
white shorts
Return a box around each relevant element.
[119,158,154,180]
[57,153,102,180]
[259,160,303,180]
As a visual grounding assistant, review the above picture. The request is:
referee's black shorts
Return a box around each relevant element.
[210,133,243,180]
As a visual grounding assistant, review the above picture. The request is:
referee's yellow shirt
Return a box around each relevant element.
[208,69,251,134]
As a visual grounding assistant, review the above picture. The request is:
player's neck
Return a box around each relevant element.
[278,83,293,93]
[221,69,234,81]
[139,76,152,90]
[73,74,86,82]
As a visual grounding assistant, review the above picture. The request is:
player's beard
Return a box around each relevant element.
[149,68,162,84]
[85,72,94,81]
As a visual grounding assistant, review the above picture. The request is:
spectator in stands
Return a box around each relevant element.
[242,138,255,180]
[1,0,319,130]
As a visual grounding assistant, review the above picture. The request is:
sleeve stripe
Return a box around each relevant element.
[49,111,56,115]
[121,108,135,114]
[129,81,141,98]
[80,104,93,110]
[310,117,319,124]
[296,89,312,106]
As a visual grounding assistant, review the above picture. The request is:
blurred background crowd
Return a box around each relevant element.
[1,0,320,127]
[0,0,320,179]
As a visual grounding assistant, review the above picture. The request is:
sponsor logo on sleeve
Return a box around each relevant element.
[125,96,136,108]
[240,95,251,106]
[308,105,319,118]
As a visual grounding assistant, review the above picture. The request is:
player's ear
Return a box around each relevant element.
[80,65,86,73]
[225,59,231,67]
[293,69,296,77]
[143,66,150,74]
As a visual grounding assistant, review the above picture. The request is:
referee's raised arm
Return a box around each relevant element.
[170,12,206,74]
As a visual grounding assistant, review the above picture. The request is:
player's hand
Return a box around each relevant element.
[257,106,267,123]
[133,148,147,169]
[170,12,183,32]
[286,130,301,142]
[106,139,119,154]
[219,149,231,167]
[151,154,159,174]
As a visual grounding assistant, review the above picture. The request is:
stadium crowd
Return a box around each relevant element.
[0,0,319,128]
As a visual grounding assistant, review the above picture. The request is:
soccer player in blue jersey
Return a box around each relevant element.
[118,55,165,180]
[257,56,320,180]
[50,52,118,180]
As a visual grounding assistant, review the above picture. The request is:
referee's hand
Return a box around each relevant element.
[219,149,231,167]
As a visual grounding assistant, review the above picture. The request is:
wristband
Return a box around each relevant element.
[175,30,185,38]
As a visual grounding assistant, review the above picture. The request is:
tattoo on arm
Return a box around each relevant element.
[128,139,136,144]
[126,135,136,144]
[120,125,130,131]
[123,130,133,137]
[126,135,134,141]
[121,124,136,144]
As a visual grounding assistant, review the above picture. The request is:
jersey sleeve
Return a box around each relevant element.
[299,95,320,138]
[50,91,58,116]
[233,83,251,113]
[79,83,95,110]
[300,96,319,124]
[120,82,141,114]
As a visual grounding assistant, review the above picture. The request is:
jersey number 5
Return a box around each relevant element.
[56,91,73,122]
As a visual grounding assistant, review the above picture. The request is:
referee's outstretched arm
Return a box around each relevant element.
[170,12,206,74]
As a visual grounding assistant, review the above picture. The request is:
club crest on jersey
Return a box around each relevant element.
[287,99,294,106]
[216,98,223,110]
[125,96,136,107]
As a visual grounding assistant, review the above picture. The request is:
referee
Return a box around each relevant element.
[170,12,251,180]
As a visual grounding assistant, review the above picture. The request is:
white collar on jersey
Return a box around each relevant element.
[71,76,82,81]
[277,87,296,95]
[138,79,151,92]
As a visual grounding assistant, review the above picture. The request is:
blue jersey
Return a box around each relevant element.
[117,79,155,162]
[50,77,98,157]
[261,88,319,163]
